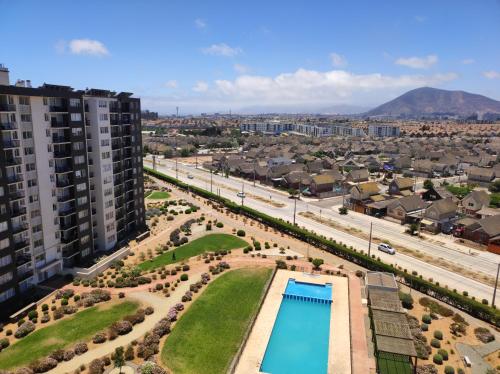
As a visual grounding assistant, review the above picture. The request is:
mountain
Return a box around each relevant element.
[365,87,500,119]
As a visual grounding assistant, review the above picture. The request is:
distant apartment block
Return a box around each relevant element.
[367,124,400,137]
[0,66,147,306]
[240,121,365,137]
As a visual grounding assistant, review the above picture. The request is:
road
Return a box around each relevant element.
[145,156,498,306]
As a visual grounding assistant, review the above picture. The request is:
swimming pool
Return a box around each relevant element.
[260,279,332,374]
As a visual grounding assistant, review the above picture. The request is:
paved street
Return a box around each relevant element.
[145,156,499,306]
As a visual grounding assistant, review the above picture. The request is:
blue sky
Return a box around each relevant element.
[1,0,500,114]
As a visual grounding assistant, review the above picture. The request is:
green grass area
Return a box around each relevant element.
[162,267,272,374]
[0,301,139,369]
[377,353,413,374]
[137,234,248,271]
[146,190,170,199]
[445,185,473,199]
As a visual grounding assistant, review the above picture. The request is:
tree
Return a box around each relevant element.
[423,179,434,190]
[338,206,348,215]
[172,251,176,261]
[114,346,125,374]
[312,258,324,270]
[489,180,500,193]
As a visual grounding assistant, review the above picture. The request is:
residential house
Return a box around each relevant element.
[422,186,458,203]
[345,169,370,184]
[467,167,496,187]
[393,155,412,171]
[412,159,433,178]
[387,195,427,223]
[421,198,458,233]
[461,190,490,217]
[310,174,343,198]
[388,177,414,196]
[349,182,382,213]
[282,171,312,191]
[461,215,500,251]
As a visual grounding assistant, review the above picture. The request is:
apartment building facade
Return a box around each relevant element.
[240,121,366,137]
[0,66,146,308]
[367,123,401,137]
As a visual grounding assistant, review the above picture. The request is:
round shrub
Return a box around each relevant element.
[433,354,443,365]
[434,330,443,340]
[88,358,105,374]
[0,338,10,349]
[144,306,154,315]
[438,349,449,360]
[444,366,455,374]
[431,338,441,348]
[60,299,68,306]
[30,357,58,373]
[215,222,223,228]
[63,350,75,361]
[112,320,133,335]
[74,342,88,355]
[180,274,188,281]
[421,323,429,331]
[92,332,107,344]
[422,314,432,324]
[41,304,49,312]
[236,230,245,237]
[15,321,36,338]
[49,349,65,362]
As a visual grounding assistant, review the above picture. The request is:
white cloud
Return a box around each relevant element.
[143,68,458,113]
[329,53,347,67]
[414,15,427,23]
[462,58,475,65]
[483,71,500,79]
[202,43,242,57]
[192,81,209,92]
[164,80,178,89]
[68,39,109,56]
[395,55,438,69]
[195,18,206,29]
[234,64,250,74]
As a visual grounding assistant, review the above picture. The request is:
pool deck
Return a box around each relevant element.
[234,270,351,374]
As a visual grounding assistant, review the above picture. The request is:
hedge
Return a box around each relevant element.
[145,167,500,326]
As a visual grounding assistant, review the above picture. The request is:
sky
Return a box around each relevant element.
[1,0,500,114]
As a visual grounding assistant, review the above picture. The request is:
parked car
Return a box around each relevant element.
[378,243,396,255]
[237,192,246,198]
[187,174,194,179]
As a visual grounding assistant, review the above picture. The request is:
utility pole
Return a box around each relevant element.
[293,198,297,225]
[210,168,213,193]
[320,209,322,223]
[368,222,373,256]
[493,263,500,307]
[253,160,256,187]
[175,138,178,179]
[241,182,245,206]
[195,154,198,169]
[152,155,156,171]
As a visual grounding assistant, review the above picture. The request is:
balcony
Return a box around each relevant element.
[18,269,34,281]
[0,122,17,130]
[6,174,23,183]
[3,139,20,149]
[52,135,70,144]
[16,253,31,267]
[14,239,30,251]
[56,178,72,188]
[49,105,68,112]
[59,220,77,231]
[114,186,124,196]
[5,156,22,167]
[112,141,121,150]
[0,104,16,112]
[9,190,25,201]
[55,164,72,173]
[11,207,27,218]
[112,154,121,162]
[53,150,71,159]
[111,129,121,138]
[110,118,119,125]
[113,165,123,174]
[51,118,69,128]
[58,207,76,217]
[12,223,29,235]
[109,105,120,113]
[57,192,74,203]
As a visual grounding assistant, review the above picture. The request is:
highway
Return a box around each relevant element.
[145,155,499,306]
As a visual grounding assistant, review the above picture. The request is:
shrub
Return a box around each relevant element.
[438,349,449,360]
[74,342,88,355]
[41,304,49,312]
[431,338,441,348]
[92,332,107,344]
[421,323,429,331]
[444,366,455,374]
[236,229,245,237]
[215,222,223,228]
[145,306,154,315]
[88,358,105,374]
[312,258,324,270]
[125,345,135,360]
[30,357,58,373]
[180,274,189,281]
[28,310,38,320]
[434,330,443,340]
[49,349,65,362]
[399,292,414,309]
[111,320,133,335]
[63,350,75,361]
[422,314,432,324]
[474,327,495,343]
[139,362,167,374]
[0,338,10,349]
[108,327,118,341]
[433,354,443,365]
[15,321,36,338]
[206,223,212,230]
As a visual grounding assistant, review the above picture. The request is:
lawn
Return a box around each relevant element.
[161,267,273,374]
[0,300,139,369]
[146,190,170,199]
[137,233,248,271]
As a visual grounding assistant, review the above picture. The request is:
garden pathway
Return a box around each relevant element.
[456,342,494,374]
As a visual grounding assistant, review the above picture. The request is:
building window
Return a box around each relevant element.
[78,210,88,219]
[99,113,108,121]
[71,113,82,122]
[76,182,87,192]
[19,96,30,105]
[101,152,110,160]
[79,222,89,232]
[100,127,109,134]
[0,238,9,250]
[20,114,32,122]
[72,128,83,136]
[73,141,84,151]
[0,288,15,303]
[101,139,110,147]
[74,155,85,165]
[0,221,7,233]
[98,100,107,108]
[0,272,13,286]
[70,98,81,107]
[77,196,88,206]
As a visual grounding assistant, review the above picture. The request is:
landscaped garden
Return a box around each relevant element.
[161,267,273,374]
[146,190,170,200]
[137,233,248,271]
[0,300,139,370]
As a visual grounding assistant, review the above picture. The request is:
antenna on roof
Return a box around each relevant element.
[176,106,179,117]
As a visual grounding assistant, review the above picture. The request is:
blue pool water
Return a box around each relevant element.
[260,279,332,374]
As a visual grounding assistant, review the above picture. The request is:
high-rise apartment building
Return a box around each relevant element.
[0,66,146,307]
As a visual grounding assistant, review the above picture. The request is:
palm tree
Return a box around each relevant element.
[114,346,125,374]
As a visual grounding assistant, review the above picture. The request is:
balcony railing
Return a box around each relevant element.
[0,104,16,112]
[59,220,77,231]
[18,269,34,281]
[52,135,70,144]
[55,165,72,173]
[11,207,27,218]
[5,157,22,167]
[57,193,74,203]
[2,139,20,149]
[14,239,30,251]
[51,118,69,128]
[9,190,25,201]
[53,150,72,158]
[0,122,17,130]
[6,174,23,183]
[49,105,68,112]
[16,253,31,267]
[12,223,29,235]
[56,178,72,188]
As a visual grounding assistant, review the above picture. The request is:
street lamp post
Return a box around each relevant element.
[293,198,297,225]
[210,168,213,193]
[241,182,245,206]
[492,263,500,307]
[368,222,373,256]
